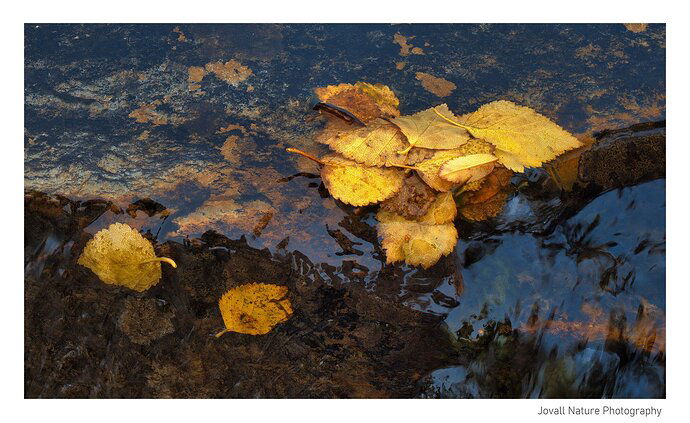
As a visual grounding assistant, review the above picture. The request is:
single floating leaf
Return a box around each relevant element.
[77,223,177,292]
[321,154,405,206]
[439,153,498,184]
[391,104,471,154]
[216,283,293,336]
[435,100,582,172]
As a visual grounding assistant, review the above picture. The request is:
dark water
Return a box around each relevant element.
[24,24,665,398]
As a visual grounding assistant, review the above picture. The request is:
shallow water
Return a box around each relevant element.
[24,23,665,398]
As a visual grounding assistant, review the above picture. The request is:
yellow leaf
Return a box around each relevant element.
[376,192,458,268]
[323,119,410,167]
[493,149,525,172]
[77,223,177,292]
[419,192,458,225]
[321,154,405,206]
[390,104,471,153]
[413,139,493,191]
[435,100,582,171]
[439,153,498,184]
[216,283,293,336]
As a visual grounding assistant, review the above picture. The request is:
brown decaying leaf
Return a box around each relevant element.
[435,100,581,172]
[77,223,177,292]
[314,83,400,123]
[380,173,437,219]
[320,154,405,207]
[459,191,509,222]
[438,153,498,184]
[390,104,471,153]
[216,283,293,336]
[462,167,514,204]
[377,192,458,268]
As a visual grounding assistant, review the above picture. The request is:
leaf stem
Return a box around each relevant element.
[140,257,177,268]
[388,162,418,170]
[286,148,324,165]
[433,108,473,131]
[215,329,229,338]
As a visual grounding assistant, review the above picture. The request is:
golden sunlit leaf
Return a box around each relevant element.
[215,283,293,336]
[321,154,405,206]
[435,100,582,172]
[377,192,458,268]
[419,192,458,225]
[413,139,494,191]
[391,104,471,153]
[324,119,409,167]
[377,217,457,269]
[77,223,177,292]
[439,153,498,184]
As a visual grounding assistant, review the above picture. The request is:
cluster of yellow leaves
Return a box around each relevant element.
[288,83,581,268]
[77,223,177,292]
[216,283,293,336]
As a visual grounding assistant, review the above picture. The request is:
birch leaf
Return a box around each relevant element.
[324,119,409,167]
[377,215,457,269]
[321,154,404,206]
[376,192,458,268]
[77,223,177,292]
[439,153,498,184]
[436,100,582,171]
[216,283,293,336]
[391,104,471,153]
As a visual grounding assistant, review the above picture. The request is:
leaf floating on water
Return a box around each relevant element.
[435,100,581,171]
[377,192,458,268]
[324,119,409,167]
[390,104,471,153]
[439,153,498,184]
[320,154,405,206]
[418,192,458,225]
[77,223,177,292]
[216,283,293,336]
